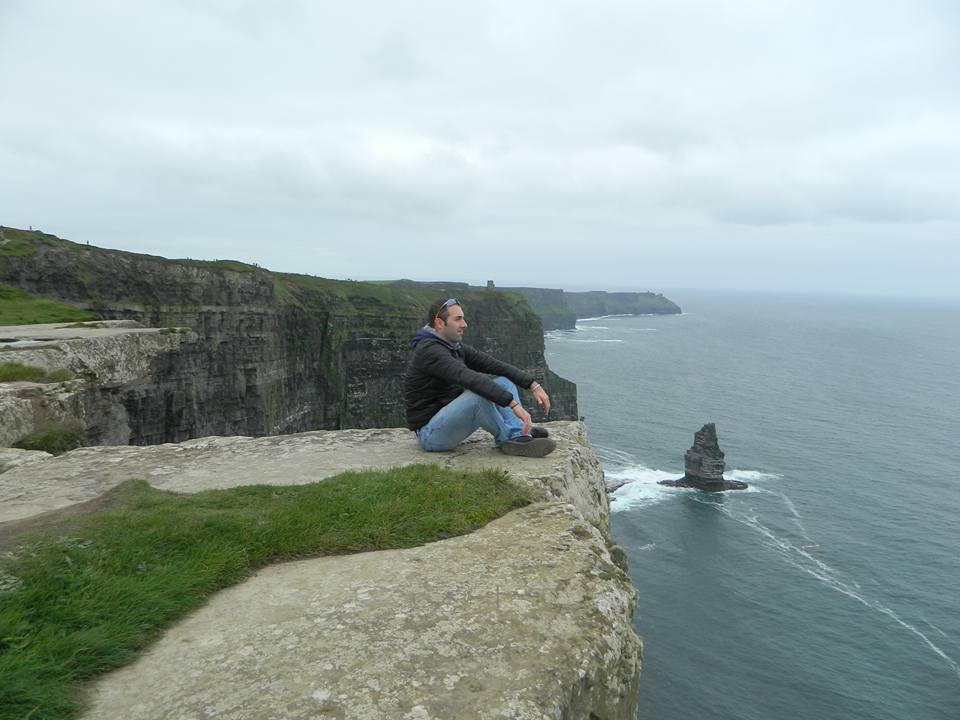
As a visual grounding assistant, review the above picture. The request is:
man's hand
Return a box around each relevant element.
[511,403,533,435]
[530,384,551,416]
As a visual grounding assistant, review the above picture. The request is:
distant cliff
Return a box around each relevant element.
[0,227,576,445]
[386,281,681,331]
[504,286,681,330]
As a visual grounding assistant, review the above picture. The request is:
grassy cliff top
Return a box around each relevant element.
[0,227,539,325]
[0,466,530,720]
[0,283,99,326]
[0,227,65,257]
[0,226,676,335]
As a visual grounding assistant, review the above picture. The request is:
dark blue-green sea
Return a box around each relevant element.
[544,290,960,720]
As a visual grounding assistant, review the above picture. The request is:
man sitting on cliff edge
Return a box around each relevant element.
[404,297,556,457]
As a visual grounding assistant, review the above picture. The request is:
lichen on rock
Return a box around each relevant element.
[0,421,642,718]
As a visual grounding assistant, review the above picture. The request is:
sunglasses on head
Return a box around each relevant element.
[435,298,460,323]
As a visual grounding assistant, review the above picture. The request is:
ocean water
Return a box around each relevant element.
[544,290,960,720]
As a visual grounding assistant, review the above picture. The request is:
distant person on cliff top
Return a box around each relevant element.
[404,297,556,457]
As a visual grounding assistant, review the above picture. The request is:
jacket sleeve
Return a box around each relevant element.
[462,346,536,391]
[418,343,519,407]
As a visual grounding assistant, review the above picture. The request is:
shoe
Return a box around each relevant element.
[500,435,557,457]
[530,426,549,438]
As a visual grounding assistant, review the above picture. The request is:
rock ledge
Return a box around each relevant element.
[0,421,641,719]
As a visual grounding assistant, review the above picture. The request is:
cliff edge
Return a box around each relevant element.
[504,287,681,330]
[0,421,642,719]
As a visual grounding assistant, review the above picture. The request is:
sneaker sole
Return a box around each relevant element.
[499,437,557,458]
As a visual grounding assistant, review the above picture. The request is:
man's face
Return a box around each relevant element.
[436,304,467,343]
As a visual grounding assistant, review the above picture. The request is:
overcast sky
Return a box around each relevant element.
[2,1,958,298]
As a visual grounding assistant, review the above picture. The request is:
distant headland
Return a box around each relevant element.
[386,279,682,330]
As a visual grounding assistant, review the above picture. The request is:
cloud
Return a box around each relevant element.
[1,0,958,296]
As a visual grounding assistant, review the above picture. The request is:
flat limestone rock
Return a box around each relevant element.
[0,319,147,345]
[0,421,608,530]
[82,502,641,720]
[0,447,51,475]
[0,321,197,446]
[4,422,641,717]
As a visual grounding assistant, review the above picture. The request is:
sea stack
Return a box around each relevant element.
[659,423,748,491]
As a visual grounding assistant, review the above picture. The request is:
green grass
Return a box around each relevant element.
[0,228,36,257]
[0,227,66,257]
[0,466,530,720]
[172,258,258,273]
[12,420,86,455]
[0,283,98,325]
[278,272,425,309]
[0,363,73,384]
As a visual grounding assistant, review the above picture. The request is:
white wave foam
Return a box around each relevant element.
[547,337,623,344]
[605,457,775,511]
[778,491,813,543]
[605,465,691,512]
[686,483,767,497]
[576,313,634,322]
[593,444,638,467]
[922,618,951,640]
[576,325,609,330]
[727,469,782,483]
[711,503,960,680]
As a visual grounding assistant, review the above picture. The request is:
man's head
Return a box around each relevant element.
[427,297,467,343]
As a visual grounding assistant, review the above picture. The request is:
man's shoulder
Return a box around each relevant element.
[411,337,462,364]
[460,343,488,358]
[413,336,449,354]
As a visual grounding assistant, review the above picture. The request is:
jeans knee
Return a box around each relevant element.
[418,430,456,453]
[493,376,516,391]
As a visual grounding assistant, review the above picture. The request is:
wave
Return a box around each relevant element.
[726,469,783,482]
[572,324,659,333]
[577,313,634,322]
[777,491,814,543]
[922,617,952,640]
[546,337,624,344]
[600,448,777,511]
[609,455,959,675]
[607,465,692,512]
[709,501,960,680]
[592,443,638,467]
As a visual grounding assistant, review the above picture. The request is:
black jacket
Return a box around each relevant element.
[404,327,535,430]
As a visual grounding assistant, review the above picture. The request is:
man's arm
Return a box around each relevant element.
[461,345,535,389]
[463,345,551,416]
[418,343,515,406]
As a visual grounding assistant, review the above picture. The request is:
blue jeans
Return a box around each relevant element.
[417,376,525,452]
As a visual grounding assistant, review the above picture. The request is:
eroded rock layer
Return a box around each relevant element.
[0,321,199,446]
[0,229,576,444]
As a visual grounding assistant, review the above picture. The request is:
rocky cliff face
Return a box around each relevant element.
[0,321,200,447]
[563,290,681,321]
[501,286,578,330]
[0,229,577,445]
